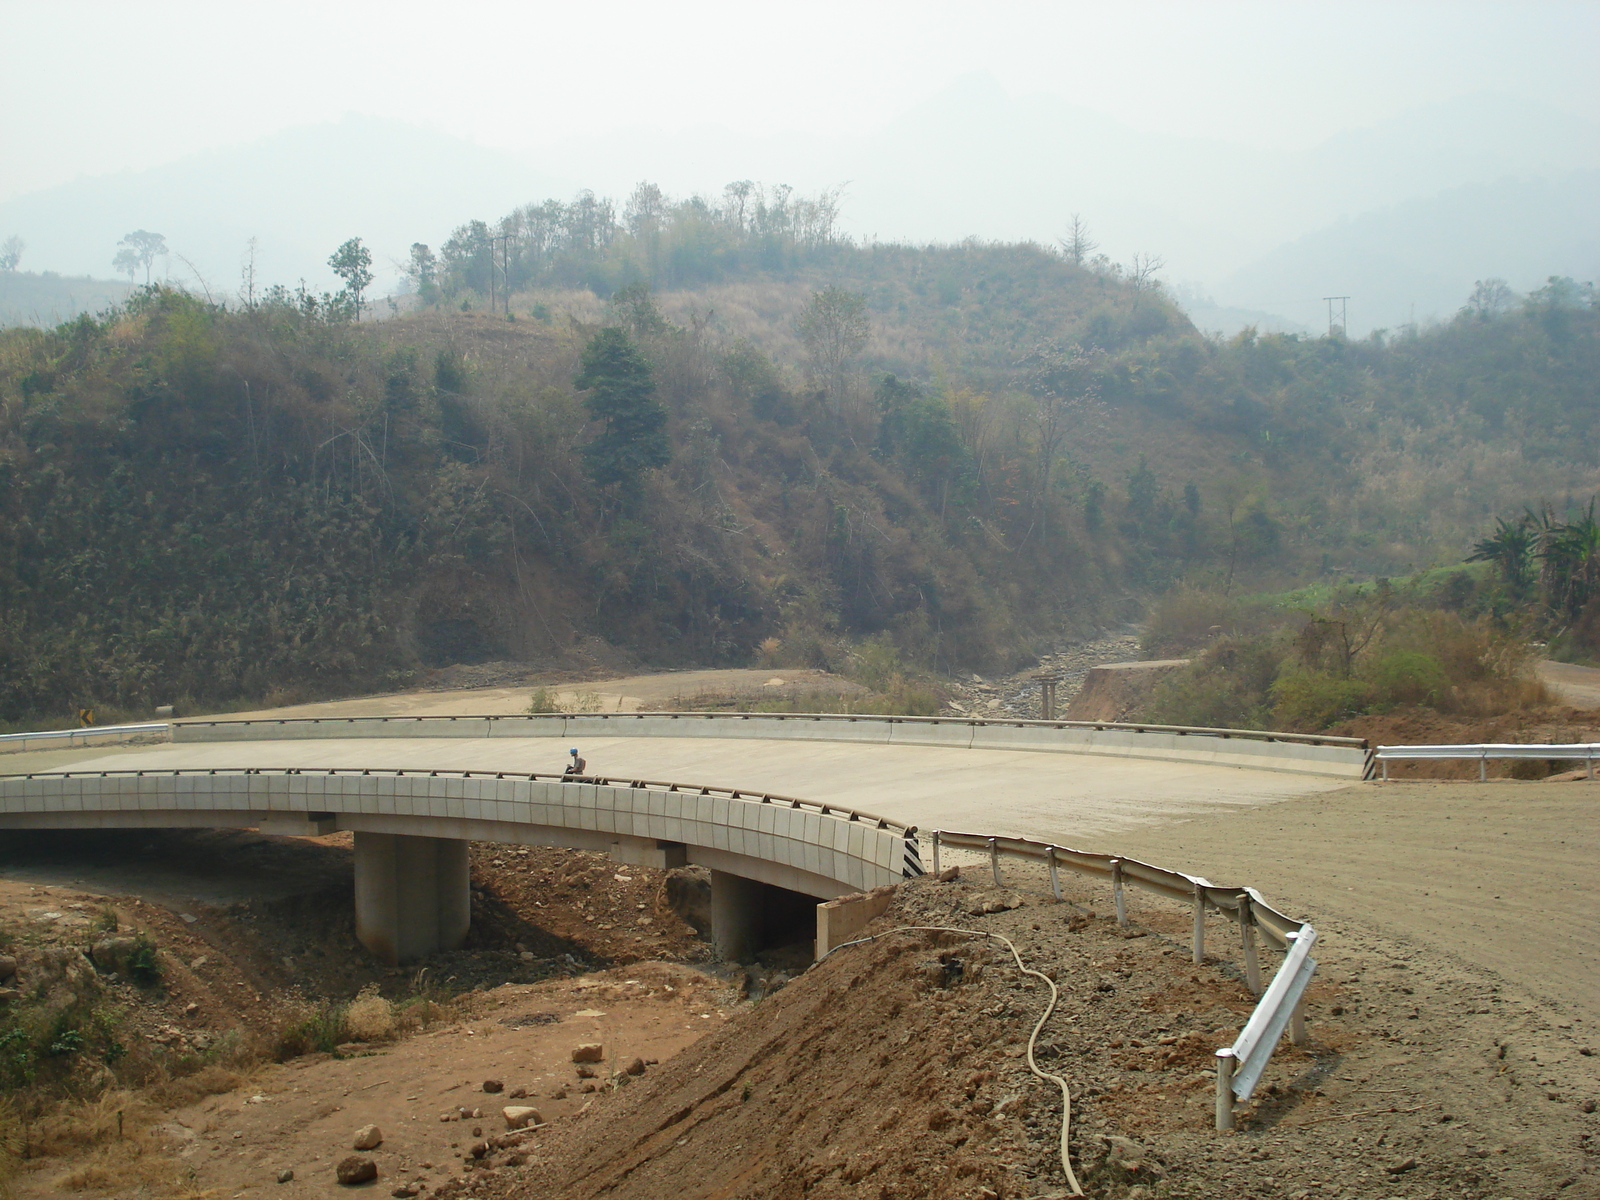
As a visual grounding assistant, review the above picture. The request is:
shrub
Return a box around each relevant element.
[342,985,397,1043]
[1143,639,1282,729]
[1270,670,1373,729]
[527,687,602,714]
[1360,650,1450,709]
[125,937,161,987]
[272,1002,346,1060]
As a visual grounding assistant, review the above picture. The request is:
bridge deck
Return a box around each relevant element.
[2,735,1344,844]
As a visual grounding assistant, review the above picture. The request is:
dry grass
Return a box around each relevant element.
[342,984,397,1043]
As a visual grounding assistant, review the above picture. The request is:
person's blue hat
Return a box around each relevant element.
[569,747,578,754]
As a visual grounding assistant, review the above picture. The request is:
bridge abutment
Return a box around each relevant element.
[354,831,471,965]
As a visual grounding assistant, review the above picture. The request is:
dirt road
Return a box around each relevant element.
[1538,659,1600,710]
[188,669,863,721]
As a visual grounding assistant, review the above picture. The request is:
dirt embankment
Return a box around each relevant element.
[451,871,1599,1200]
[1060,660,1190,723]
[4,777,1598,1200]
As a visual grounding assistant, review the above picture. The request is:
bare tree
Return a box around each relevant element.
[0,236,22,272]
[1463,278,1516,321]
[797,285,870,410]
[1129,252,1165,293]
[1059,214,1097,267]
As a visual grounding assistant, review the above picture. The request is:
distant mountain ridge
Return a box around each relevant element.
[1,82,1594,331]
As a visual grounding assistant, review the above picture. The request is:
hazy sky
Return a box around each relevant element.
[4,0,1596,204]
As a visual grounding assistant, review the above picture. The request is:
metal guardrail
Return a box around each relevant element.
[0,765,920,839]
[1375,742,1599,780]
[930,829,1314,1130]
[0,722,171,750]
[177,710,1370,749]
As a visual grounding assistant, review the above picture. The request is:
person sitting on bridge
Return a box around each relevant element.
[563,747,586,777]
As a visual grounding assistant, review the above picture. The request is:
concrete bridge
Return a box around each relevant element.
[0,713,1364,963]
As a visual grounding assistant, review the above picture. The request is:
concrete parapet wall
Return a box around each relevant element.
[0,770,911,899]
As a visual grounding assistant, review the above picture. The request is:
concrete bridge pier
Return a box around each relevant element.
[354,832,471,965]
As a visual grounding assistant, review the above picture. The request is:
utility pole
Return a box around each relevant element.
[1322,296,1350,337]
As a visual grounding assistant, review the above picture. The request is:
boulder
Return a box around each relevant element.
[481,1079,503,1094]
[0,955,17,981]
[502,1106,542,1130]
[335,1156,378,1185]
[90,936,142,975]
[571,1043,604,1063]
[276,1169,294,1184]
[352,1125,383,1151]
[621,1057,646,1077]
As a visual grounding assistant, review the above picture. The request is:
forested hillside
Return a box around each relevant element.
[1,185,1595,722]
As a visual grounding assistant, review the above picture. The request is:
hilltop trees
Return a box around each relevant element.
[0,236,22,272]
[113,230,167,283]
[328,237,374,320]
[421,181,847,303]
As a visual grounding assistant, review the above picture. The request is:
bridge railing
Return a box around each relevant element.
[1374,741,1599,780]
[930,828,1315,1129]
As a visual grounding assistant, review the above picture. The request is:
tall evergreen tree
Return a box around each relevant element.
[574,327,670,500]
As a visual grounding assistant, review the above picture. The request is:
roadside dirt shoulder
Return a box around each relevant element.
[1104,779,1599,1024]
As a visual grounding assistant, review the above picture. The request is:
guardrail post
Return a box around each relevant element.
[931,831,942,876]
[1046,848,1062,900]
[1110,859,1127,928]
[1289,995,1308,1046]
[988,838,1001,888]
[1192,883,1206,964]
[1479,751,1487,782]
[1237,893,1262,995]
[1215,1049,1236,1131]
[1381,757,1389,781]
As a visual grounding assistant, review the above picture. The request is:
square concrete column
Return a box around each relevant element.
[709,869,759,963]
[354,832,471,965]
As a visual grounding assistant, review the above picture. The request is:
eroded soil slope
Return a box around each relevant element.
[451,872,1598,1200]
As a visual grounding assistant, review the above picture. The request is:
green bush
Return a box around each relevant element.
[1143,640,1281,729]
[1270,670,1372,729]
[272,1001,348,1060]
[1360,650,1450,709]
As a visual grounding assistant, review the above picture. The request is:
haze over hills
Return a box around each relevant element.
[0,79,1594,332]
[0,115,576,308]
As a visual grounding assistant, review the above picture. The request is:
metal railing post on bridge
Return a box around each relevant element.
[1111,859,1127,928]
[1192,882,1207,964]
